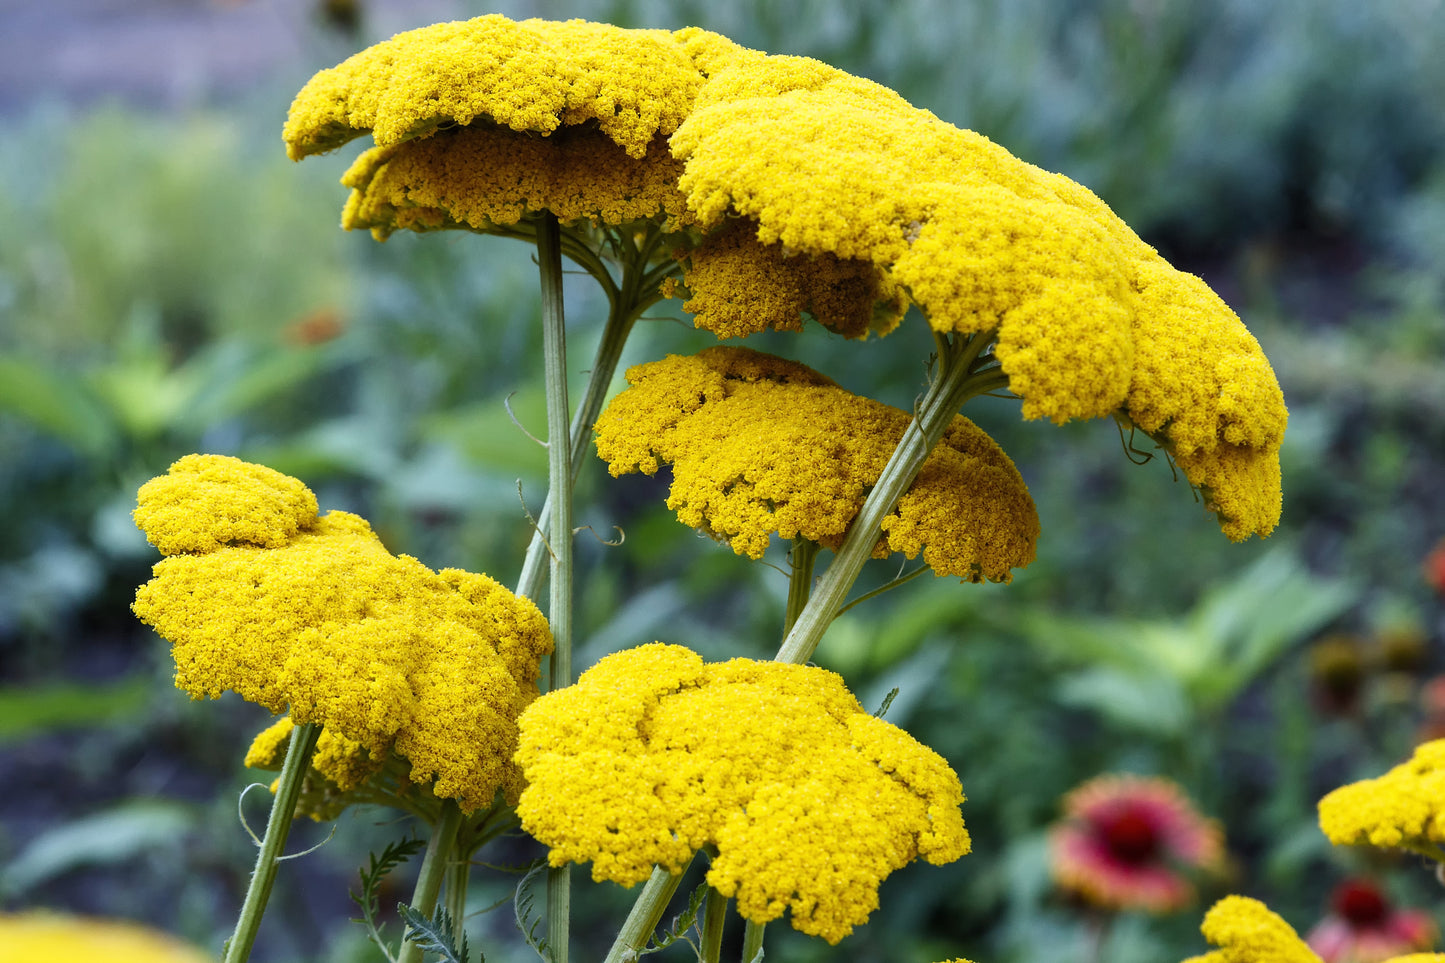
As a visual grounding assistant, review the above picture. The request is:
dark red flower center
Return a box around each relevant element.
[1101,808,1159,864]
[1333,880,1389,927]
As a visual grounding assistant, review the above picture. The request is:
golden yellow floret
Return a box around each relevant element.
[244,715,295,770]
[245,715,388,821]
[341,125,693,240]
[669,50,1286,539]
[132,455,552,812]
[593,347,1038,582]
[1318,739,1445,851]
[514,643,969,945]
[0,911,212,963]
[245,715,380,792]
[1192,895,1321,963]
[133,453,318,556]
[678,219,905,339]
[283,15,737,161]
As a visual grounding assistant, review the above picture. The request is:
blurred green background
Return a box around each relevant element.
[1,0,1443,961]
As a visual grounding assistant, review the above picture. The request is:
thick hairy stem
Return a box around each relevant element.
[223,721,320,963]
[603,862,691,963]
[515,301,636,602]
[773,332,997,665]
[398,799,464,963]
[699,887,728,963]
[443,849,470,946]
[536,211,574,963]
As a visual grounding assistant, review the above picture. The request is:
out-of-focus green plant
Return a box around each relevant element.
[1018,548,1356,737]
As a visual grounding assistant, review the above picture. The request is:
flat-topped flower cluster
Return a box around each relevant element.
[133,454,552,812]
[284,12,1287,545]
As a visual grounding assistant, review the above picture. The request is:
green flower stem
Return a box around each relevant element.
[536,211,574,963]
[773,331,999,666]
[515,295,637,602]
[699,887,728,963]
[602,862,691,963]
[443,848,470,944]
[398,798,464,963]
[514,221,671,603]
[834,563,929,617]
[784,538,819,637]
[740,921,765,963]
[223,720,319,963]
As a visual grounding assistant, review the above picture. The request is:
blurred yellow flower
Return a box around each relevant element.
[0,911,210,963]
[1318,739,1445,852]
[514,643,969,944]
[593,346,1038,581]
[1188,895,1321,963]
[132,454,552,812]
[1183,895,1444,963]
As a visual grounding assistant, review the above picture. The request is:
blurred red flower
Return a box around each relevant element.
[1306,878,1436,963]
[1424,539,1445,595]
[1048,773,1223,913]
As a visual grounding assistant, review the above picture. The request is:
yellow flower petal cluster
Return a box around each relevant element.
[514,643,969,944]
[245,715,386,821]
[593,347,1038,581]
[132,454,553,812]
[678,220,905,339]
[246,715,379,792]
[1318,739,1445,850]
[133,453,317,556]
[0,911,211,963]
[283,16,734,162]
[1185,895,1321,963]
[340,125,692,240]
[669,50,1286,540]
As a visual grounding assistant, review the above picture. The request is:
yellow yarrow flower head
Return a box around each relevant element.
[1318,739,1445,852]
[593,346,1038,582]
[340,125,692,240]
[0,911,212,963]
[677,219,907,339]
[285,16,739,241]
[668,49,1286,540]
[245,715,390,821]
[132,453,553,812]
[514,643,970,945]
[133,453,317,556]
[1187,895,1322,963]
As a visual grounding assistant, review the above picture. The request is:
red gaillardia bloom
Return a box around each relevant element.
[1306,879,1437,963]
[1049,773,1224,913]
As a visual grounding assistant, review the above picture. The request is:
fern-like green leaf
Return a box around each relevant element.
[641,882,707,956]
[398,904,478,963]
[349,837,425,963]
[513,861,551,960]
